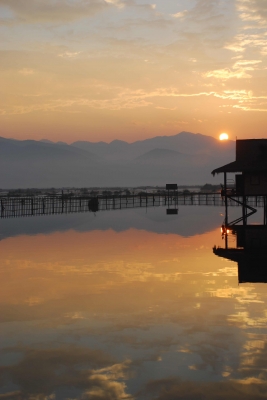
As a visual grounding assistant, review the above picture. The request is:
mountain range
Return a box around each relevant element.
[0,132,235,188]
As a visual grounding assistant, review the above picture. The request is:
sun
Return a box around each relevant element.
[219,133,229,141]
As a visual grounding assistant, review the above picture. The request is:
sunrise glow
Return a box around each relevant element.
[219,133,229,141]
[0,1,267,142]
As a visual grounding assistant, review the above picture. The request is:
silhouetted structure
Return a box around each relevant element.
[166,184,178,214]
[214,225,267,284]
[1,192,267,219]
[212,140,267,283]
[0,193,179,219]
[212,139,267,229]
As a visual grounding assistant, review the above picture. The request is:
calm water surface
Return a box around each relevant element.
[0,206,266,399]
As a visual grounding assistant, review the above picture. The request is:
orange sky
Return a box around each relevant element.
[0,0,267,143]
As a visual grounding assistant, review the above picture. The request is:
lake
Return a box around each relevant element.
[0,205,267,400]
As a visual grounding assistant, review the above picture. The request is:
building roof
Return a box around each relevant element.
[212,160,267,175]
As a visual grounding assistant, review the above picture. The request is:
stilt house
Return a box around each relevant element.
[212,139,267,226]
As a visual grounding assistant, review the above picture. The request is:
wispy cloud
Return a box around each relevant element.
[237,0,267,24]
[2,86,267,116]
[171,10,188,19]
[58,51,81,59]
[205,59,262,80]
[0,0,124,23]
[18,68,35,75]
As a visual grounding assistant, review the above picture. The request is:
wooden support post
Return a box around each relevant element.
[224,172,228,226]
[264,197,265,225]
[264,196,267,225]
[242,196,247,225]
[225,230,228,250]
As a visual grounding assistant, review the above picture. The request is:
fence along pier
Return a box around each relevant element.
[0,192,265,219]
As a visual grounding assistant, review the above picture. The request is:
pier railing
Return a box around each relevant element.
[0,193,265,219]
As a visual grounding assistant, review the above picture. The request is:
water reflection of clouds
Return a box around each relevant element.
[0,345,131,400]
[139,377,267,399]
[1,216,267,398]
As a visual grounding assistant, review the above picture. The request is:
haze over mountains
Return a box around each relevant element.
[0,132,235,188]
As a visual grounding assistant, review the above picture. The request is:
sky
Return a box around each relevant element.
[0,0,267,143]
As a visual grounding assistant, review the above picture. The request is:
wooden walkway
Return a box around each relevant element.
[0,193,265,219]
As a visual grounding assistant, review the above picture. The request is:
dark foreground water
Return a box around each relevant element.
[0,206,267,400]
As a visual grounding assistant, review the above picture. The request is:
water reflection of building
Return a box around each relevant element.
[212,139,267,283]
[214,226,267,283]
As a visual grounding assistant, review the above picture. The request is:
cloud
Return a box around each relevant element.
[2,85,267,115]
[225,33,267,55]
[205,59,262,80]
[205,68,251,79]
[18,68,35,75]
[237,0,267,24]
[58,51,81,58]
[171,10,188,19]
[105,0,125,9]
[225,1,267,56]
[0,0,124,23]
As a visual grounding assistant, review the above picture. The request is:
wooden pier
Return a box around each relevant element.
[0,193,265,219]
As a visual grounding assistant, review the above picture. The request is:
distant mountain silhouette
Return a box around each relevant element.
[0,137,93,158]
[72,131,234,160]
[0,132,235,188]
[136,148,183,161]
[40,139,54,144]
